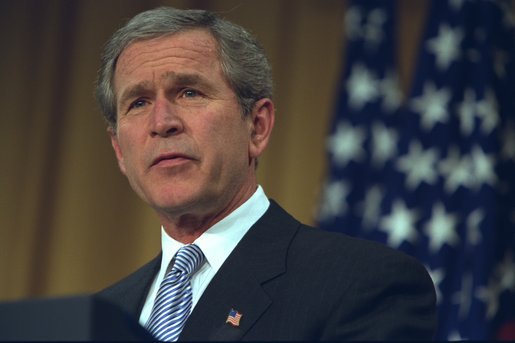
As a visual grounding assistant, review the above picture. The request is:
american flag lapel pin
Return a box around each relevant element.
[225,308,242,327]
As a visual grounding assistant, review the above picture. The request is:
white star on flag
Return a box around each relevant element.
[469,145,497,189]
[424,203,459,252]
[452,273,474,320]
[476,89,499,134]
[395,141,439,190]
[410,82,452,131]
[379,71,403,112]
[466,209,484,246]
[371,122,398,168]
[346,63,380,110]
[379,200,419,248]
[438,146,472,194]
[326,122,366,166]
[457,88,478,135]
[356,185,384,229]
[362,8,387,48]
[318,181,350,221]
[426,24,464,70]
[496,253,515,292]
[476,283,502,320]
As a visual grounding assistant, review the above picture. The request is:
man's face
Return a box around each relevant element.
[110,29,268,222]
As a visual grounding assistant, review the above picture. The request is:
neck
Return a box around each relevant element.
[158,183,258,244]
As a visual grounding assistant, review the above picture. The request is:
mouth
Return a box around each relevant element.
[151,153,194,168]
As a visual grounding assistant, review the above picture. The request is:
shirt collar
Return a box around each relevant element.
[159,185,270,274]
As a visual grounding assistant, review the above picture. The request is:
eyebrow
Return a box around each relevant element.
[118,81,153,109]
[162,71,215,92]
[117,72,216,108]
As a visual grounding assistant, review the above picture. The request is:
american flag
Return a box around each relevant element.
[317,0,515,340]
[226,308,242,327]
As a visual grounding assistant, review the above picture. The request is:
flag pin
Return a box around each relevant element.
[225,308,242,327]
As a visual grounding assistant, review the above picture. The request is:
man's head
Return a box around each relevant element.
[96,7,273,130]
[96,7,275,239]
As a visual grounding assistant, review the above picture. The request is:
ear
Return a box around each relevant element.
[108,126,127,175]
[248,98,275,160]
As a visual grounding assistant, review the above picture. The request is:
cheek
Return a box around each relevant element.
[208,116,249,150]
[116,132,143,172]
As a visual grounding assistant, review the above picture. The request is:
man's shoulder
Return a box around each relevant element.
[295,222,410,260]
[265,200,429,280]
[261,201,437,339]
[265,200,410,255]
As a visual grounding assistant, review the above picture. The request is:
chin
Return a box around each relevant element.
[150,192,202,213]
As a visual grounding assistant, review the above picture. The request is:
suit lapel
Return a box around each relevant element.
[180,201,300,341]
[97,254,161,319]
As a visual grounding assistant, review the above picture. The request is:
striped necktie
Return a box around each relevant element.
[146,244,205,341]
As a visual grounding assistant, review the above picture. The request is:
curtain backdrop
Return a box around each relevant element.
[0,0,428,300]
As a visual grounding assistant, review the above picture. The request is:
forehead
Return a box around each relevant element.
[114,29,221,87]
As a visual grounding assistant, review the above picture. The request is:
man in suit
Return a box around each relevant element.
[95,6,436,341]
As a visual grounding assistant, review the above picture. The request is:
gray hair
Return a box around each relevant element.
[95,7,273,129]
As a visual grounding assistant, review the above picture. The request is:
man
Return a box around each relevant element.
[96,6,437,341]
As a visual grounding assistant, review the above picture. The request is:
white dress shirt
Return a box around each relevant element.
[139,186,270,326]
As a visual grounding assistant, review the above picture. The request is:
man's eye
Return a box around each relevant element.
[128,99,147,110]
[182,89,200,98]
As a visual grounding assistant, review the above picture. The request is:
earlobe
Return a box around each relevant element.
[249,98,275,159]
[108,127,127,175]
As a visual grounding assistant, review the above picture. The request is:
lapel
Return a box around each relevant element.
[98,254,161,319]
[180,200,300,341]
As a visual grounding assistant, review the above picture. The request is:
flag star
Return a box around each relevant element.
[496,252,515,292]
[501,122,515,161]
[469,145,497,189]
[466,209,484,246]
[494,48,509,79]
[452,273,474,320]
[425,266,445,304]
[396,141,439,190]
[379,200,419,248]
[426,24,463,71]
[449,0,465,11]
[457,88,478,135]
[410,82,452,131]
[318,181,351,221]
[448,331,466,341]
[439,146,472,194]
[476,283,502,319]
[424,203,459,253]
[476,89,499,134]
[327,122,366,167]
[346,63,380,110]
[371,122,398,168]
[379,71,403,113]
[363,9,387,47]
[345,6,362,40]
[357,185,384,230]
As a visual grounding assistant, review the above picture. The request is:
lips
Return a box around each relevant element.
[151,153,193,167]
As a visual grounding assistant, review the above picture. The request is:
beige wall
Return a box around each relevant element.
[0,0,432,300]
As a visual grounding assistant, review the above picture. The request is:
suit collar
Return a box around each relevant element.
[180,200,300,341]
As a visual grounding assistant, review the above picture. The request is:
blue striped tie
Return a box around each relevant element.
[146,244,205,341]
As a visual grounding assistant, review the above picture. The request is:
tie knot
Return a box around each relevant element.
[172,244,205,276]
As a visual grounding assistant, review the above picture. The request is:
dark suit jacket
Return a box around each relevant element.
[97,200,437,340]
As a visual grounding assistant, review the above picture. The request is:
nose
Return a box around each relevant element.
[149,98,184,137]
